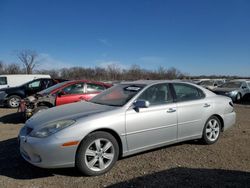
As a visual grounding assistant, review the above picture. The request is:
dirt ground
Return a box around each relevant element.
[0,104,249,188]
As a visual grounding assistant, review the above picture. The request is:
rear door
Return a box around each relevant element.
[172,83,210,140]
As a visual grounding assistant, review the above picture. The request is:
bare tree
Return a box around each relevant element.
[5,63,22,74]
[17,49,38,74]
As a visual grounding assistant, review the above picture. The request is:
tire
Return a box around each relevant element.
[33,106,49,115]
[7,95,21,108]
[76,131,119,176]
[202,116,221,145]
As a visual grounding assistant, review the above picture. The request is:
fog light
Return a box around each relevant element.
[32,154,42,163]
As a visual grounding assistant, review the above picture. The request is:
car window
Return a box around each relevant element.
[86,83,105,93]
[40,79,51,90]
[241,82,247,88]
[0,77,7,85]
[221,82,242,88]
[217,81,224,86]
[247,82,250,88]
[28,80,41,89]
[62,83,84,94]
[173,83,205,102]
[137,83,173,105]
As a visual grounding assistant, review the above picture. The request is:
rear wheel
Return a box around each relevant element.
[76,131,119,176]
[7,95,21,108]
[202,116,221,145]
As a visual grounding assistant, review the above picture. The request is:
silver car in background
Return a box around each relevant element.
[212,80,250,102]
[198,79,225,90]
[19,80,236,176]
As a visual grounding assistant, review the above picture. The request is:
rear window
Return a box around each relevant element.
[0,77,7,85]
[173,83,205,102]
[86,83,105,93]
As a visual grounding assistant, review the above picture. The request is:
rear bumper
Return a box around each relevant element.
[222,112,236,131]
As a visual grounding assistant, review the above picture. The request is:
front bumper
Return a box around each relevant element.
[19,134,78,168]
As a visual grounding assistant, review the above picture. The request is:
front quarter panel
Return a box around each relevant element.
[54,108,127,152]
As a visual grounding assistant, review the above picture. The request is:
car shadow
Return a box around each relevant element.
[1,137,250,187]
[0,138,82,179]
[108,168,250,188]
[0,112,25,124]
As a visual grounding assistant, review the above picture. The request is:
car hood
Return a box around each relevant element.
[25,101,116,129]
[213,87,239,92]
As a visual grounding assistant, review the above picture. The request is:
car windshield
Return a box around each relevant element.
[90,84,145,106]
[221,81,242,88]
[200,80,214,86]
[38,81,71,95]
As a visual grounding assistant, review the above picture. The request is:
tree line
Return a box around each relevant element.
[0,60,187,81]
[0,49,188,81]
[1,49,248,81]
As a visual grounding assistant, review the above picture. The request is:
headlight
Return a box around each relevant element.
[228,91,238,95]
[29,120,76,138]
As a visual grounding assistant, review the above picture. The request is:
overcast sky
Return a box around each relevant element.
[0,0,249,76]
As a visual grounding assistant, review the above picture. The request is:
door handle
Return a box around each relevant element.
[167,108,176,113]
[204,103,211,108]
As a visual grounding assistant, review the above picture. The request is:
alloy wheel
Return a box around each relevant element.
[84,138,115,172]
[205,119,220,142]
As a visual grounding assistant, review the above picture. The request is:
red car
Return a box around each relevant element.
[21,80,112,118]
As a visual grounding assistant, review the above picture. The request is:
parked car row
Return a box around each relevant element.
[196,79,250,102]
[0,78,67,108]
[20,80,112,118]
[0,74,51,89]
[0,74,238,176]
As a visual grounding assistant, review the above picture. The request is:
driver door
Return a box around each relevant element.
[125,83,178,152]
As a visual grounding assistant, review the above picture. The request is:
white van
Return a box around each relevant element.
[0,74,51,89]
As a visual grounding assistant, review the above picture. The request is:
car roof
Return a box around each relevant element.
[120,80,191,86]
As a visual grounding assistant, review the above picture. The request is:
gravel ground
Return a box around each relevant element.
[0,104,249,188]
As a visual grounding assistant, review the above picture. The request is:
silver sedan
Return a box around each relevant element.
[18,80,236,176]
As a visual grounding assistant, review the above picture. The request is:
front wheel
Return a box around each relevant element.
[76,131,119,176]
[202,116,221,145]
[7,95,21,108]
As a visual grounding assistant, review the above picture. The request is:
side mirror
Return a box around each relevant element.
[214,83,218,87]
[133,100,150,109]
